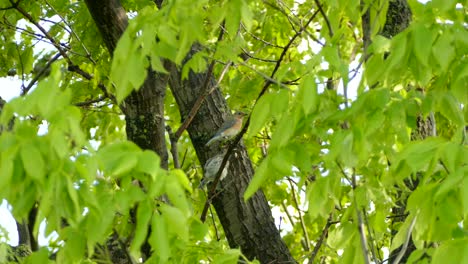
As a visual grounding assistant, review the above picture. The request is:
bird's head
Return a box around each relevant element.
[233,111,247,118]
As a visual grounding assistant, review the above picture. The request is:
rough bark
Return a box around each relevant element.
[167,57,295,263]
[85,0,168,262]
[84,0,169,169]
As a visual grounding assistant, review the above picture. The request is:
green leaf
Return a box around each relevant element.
[439,92,464,127]
[270,113,295,149]
[225,0,242,36]
[130,199,153,256]
[244,156,271,200]
[136,150,161,180]
[328,222,355,249]
[20,143,45,181]
[299,75,318,115]
[0,155,13,190]
[60,228,86,263]
[386,33,408,71]
[432,238,468,264]
[432,0,458,12]
[412,23,433,67]
[248,93,273,138]
[435,169,463,199]
[97,141,140,176]
[390,214,414,251]
[213,249,241,264]
[189,217,208,240]
[160,204,188,241]
[432,33,455,72]
[165,175,190,214]
[150,214,170,262]
[393,138,445,173]
[24,247,52,264]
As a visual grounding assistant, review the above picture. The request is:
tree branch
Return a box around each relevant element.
[173,22,229,142]
[21,53,62,95]
[12,0,114,101]
[309,215,333,263]
[392,213,418,264]
[288,178,310,251]
[313,0,334,37]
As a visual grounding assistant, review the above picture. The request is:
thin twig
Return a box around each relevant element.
[241,23,285,49]
[240,48,278,63]
[238,62,291,90]
[313,0,334,37]
[174,60,232,141]
[172,22,228,142]
[288,178,310,251]
[363,209,380,263]
[281,202,295,228]
[21,53,62,95]
[351,170,371,264]
[44,0,95,63]
[309,215,333,263]
[11,1,113,101]
[208,206,220,241]
[74,96,108,107]
[15,44,25,90]
[392,213,418,264]
[180,149,188,168]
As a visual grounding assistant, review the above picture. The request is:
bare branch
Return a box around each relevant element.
[363,210,381,263]
[21,53,62,96]
[309,215,333,263]
[74,96,108,107]
[11,1,114,101]
[392,213,418,264]
[313,0,334,37]
[44,0,96,63]
[288,178,310,251]
[172,22,229,142]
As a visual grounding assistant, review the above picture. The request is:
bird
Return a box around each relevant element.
[199,153,230,189]
[205,111,246,147]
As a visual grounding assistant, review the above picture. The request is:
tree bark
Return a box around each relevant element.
[85,0,168,262]
[84,0,169,169]
[84,0,294,262]
[167,57,295,263]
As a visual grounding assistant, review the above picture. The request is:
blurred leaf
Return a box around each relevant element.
[248,93,273,138]
[412,23,433,67]
[20,143,45,181]
[432,238,468,264]
[130,199,153,256]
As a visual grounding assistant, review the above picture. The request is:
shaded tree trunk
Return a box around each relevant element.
[167,57,295,263]
[85,0,168,262]
[84,0,294,263]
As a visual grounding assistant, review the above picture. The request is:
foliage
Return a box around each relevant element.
[0,0,467,263]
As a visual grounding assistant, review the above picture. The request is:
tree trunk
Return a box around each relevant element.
[84,0,169,169]
[84,0,294,263]
[167,58,295,263]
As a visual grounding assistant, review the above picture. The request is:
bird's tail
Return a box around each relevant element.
[205,136,219,146]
